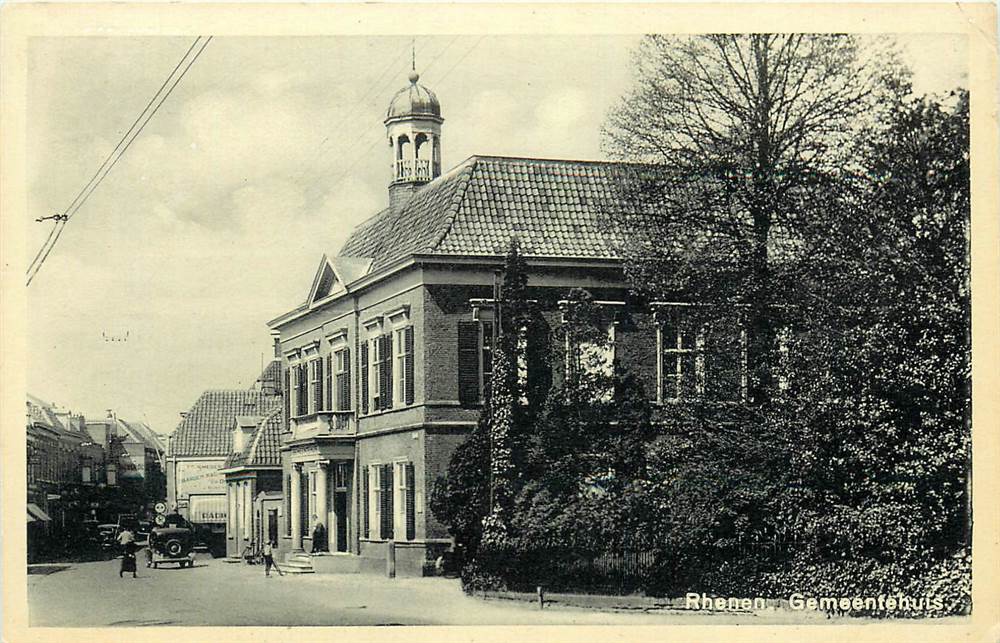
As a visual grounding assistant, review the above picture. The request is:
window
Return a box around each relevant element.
[309,359,323,413]
[369,338,381,412]
[243,482,252,540]
[308,470,317,532]
[334,348,351,411]
[295,363,308,416]
[658,307,747,401]
[480,321,494,397]
[366,465,394,540]
[567,320,616,400]
[658,309,703,401]
[394,327,415,406]
[285,474,292,536]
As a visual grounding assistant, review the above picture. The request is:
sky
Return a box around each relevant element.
[24,34,967,437]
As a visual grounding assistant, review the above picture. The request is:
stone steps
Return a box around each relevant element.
[281,553,314,574]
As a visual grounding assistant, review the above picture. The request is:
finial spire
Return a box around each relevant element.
[411,37,416,72]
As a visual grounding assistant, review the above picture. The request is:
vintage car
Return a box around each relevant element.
[145,525,196,569]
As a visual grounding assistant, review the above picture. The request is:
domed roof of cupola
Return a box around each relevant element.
[385,71,442,122]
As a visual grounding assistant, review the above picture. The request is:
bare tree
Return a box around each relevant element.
[603,34,907,404]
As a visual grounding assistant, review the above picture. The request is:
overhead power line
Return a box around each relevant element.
[27,35,213,287]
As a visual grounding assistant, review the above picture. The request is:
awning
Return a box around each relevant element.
[28,503,52,522]
[188,494,227,524]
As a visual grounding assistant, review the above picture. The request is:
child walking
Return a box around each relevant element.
[263,540,283,577]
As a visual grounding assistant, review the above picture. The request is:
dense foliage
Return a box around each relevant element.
[433,34,970,618]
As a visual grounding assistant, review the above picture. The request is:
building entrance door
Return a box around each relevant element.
[334,492,348,552]
[267,509,278,544]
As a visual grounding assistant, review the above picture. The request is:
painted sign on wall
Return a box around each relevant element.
[175,459,226,498]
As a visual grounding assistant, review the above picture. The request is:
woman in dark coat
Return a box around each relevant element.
[119,534,137,578]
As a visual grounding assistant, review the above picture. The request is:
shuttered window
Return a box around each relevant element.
[458,321,480,406]
[326,354,333,411]
[335,348,351,411]
[311,358,324,413]
[362,465,369,538]
[405,462,416,541]
[297,364,308,416]
[380,464,394,540]
[285,474,292,535]
[361,342,369,414]
[283,367,291,430]
[404,327,415,405]
[481,321,494,396]
[381,333,394,410]
[395,326,415,406]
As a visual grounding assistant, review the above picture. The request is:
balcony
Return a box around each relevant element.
[290,410,356,441]
[394,158,432,182]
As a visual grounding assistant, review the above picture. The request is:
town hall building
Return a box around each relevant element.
[266,69,700,576]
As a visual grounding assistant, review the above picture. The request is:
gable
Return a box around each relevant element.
[313,262,339,301]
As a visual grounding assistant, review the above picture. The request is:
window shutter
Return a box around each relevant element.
[458,321,480,406]
[376,335,386,411]
[314,359,324,412]
[283,367,291,430]
[404,327,415,405]
[361,342,369,414]
[362,465,369,539]
[326,354,333,411]
[381,464,394,540]
[298,364,308,416]
[300,469,309,534]
[384,333,394,410]
[285,474,292,535]
[405,462,415,540]
[341,348,352,411]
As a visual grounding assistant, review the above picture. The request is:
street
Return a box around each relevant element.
[27,555,820,626]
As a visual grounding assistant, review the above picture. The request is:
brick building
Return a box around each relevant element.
[266,70,677,576]
[166,363,281,556]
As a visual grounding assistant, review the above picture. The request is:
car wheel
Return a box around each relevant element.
[164,538,184,558]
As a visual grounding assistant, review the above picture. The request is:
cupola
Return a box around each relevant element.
[385,70,443,210]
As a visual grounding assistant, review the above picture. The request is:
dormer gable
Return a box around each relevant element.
[306,254,374,307]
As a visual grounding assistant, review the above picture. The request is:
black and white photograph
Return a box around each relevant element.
[3,3,997,640]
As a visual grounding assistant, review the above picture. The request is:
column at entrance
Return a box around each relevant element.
[315,461,329,553]
[290,463,303,551]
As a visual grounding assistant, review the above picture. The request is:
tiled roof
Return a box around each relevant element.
[223,407,283,470]
[338,158,477,270]
[255,360,282,391]
[118,419,165,453]
[171,390,281,457]
[337,156,633,271]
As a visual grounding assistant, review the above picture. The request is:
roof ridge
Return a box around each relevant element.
[467,154,640,167]
[247,406,281,463]
[428,158,478,252]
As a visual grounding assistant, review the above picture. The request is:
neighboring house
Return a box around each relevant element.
[165,360,282,555]
[220,407,284,559]
[26,395,104,559]
[266,69,682,576]
[86,413,166,495]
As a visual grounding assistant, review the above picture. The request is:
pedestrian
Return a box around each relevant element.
[311,516,327,553]
[117,528,137,579]
[263,540,283,577]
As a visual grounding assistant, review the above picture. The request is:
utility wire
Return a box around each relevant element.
[27,36,213,287]
[64,37,203,219]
